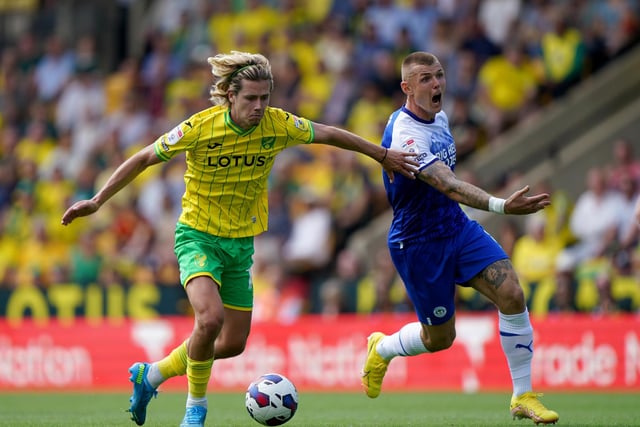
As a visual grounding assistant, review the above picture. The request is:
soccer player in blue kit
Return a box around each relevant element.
[360,52,559,425]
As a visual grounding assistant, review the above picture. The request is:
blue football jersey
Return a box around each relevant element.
[382,106,468,243]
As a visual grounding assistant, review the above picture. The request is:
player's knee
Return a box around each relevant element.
[225,340,247,357]
[498,281,526,313]
[426,330,456,352]
[195,311,224,340]
[428,337,454,352]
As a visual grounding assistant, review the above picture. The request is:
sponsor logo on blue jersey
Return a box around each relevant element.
[431,132,456,167]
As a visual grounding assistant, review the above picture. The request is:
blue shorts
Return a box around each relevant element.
[389,220,507,326]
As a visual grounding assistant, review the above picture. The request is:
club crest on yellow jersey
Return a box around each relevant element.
[261,136,275,149]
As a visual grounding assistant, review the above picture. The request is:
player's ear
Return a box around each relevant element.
[401,80,411,95]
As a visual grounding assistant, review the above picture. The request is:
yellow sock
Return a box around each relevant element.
[157,341,188,379]
[186,356,214,399]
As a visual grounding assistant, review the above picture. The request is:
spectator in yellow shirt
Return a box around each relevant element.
[512,212,563,315]
[477,42,539,138]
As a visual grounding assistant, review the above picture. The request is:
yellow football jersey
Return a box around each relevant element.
[153,105,314,237]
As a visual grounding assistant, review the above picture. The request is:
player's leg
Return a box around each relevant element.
[456,221,534,400]
[214,306,252,359]
[361,238,457,398]
[468,259,533,394]
[469,259,559,425]
[141,247,253,384]
[127,273,221,426]
[178,275,223,427]
[138,305,251,397]
[179,235,255,427]
[362,316,458,396]
[458,221,557,423]
[128,225,240,426]
[377,316,456,357]
[146,304,251,380]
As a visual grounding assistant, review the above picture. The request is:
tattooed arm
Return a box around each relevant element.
[418,161,551,215]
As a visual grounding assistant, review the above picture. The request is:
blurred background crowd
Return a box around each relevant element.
[0,0,639,322]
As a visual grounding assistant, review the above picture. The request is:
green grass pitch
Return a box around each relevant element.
[0,391,637,426]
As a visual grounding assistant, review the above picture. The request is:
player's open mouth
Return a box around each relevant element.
[432,94,441,104]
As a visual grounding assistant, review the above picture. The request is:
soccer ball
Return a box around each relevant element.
[245,373,299,426]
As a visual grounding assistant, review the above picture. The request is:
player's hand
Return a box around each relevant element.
[61,199,100,225]
[504,185,551,215]
[382,149,419,182]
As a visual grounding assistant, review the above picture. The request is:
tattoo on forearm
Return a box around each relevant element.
[427,163,489,209]
[460,184,486,208]
[481,259,511,289]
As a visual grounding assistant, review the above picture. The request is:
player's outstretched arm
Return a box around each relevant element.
[418,161,550,215]
[61,144,162,225]
[311,122,418,181]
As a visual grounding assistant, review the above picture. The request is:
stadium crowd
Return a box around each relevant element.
[0,0,639,321]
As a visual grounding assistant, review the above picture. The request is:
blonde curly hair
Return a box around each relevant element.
[207,51,274,107]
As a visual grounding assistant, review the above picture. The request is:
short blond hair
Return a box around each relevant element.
[401,52,440,81]
[207,51,274,106]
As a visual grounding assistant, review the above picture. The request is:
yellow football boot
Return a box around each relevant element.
[361,332,390,398]
[510,392,559,425]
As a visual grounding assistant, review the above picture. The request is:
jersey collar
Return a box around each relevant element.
[225,108,257,136]
[401,105,436,124]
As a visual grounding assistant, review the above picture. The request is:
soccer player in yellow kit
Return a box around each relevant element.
[61,51,418,427]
